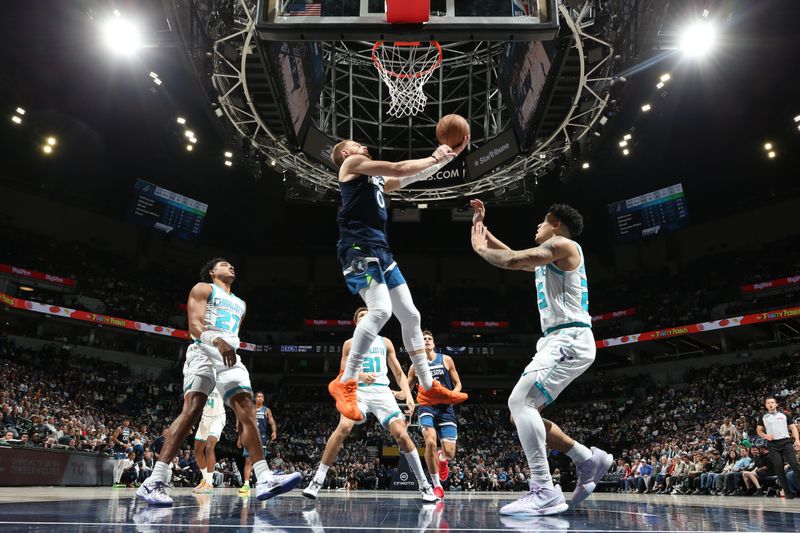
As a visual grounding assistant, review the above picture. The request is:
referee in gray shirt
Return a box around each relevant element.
[756,396,800,499]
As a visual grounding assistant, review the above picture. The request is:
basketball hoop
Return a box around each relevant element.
[372,40,443,118]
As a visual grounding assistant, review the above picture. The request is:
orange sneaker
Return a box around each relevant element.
[328,374,363,421]
[417,381,467,406]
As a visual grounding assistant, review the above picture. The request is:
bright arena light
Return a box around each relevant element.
[794,114,800,123]
[189,137,197,144]
[224,160,233,167]
[623,134,632,141]
[641,104,652,112]
[176,117,186,125]
[42,145,53,154]
[768,151,776,159]
[15,107,25,115]
[622,148,630,156]
[618,140,628,148]
[224,151,233,158]
[660,73,671,82]
[581,162,590,169]
[680,22,717,57]
[11,115,22,125]
[101,18,142,56]
[46,136,57,146]
[184,130,194,138]
[763,142,772,150]
[186,144,193,152]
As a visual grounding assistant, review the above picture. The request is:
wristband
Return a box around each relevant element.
[200,330,223,346]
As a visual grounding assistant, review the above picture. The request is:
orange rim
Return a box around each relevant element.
[372,40,443,80]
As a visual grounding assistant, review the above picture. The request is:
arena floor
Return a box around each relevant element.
[0,488,798,532]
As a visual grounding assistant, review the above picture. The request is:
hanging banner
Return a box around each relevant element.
[0,263,77,288]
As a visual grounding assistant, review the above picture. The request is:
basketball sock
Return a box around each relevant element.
[432,475,442,489]
[410,354,434,390]
[148,461,170,484]
[314,463,330,484]
[113,461,120,483]
[204,469,214,485]
[253,459,272,483]
[566,442,593,465]
[508,379,553,490]
[342,284,392,382]
[404,449,430,489]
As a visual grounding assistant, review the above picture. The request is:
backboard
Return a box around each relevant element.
[256,0,559,41]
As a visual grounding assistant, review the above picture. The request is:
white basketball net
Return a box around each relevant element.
[372,41,443,118]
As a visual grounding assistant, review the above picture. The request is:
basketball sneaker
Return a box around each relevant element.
[500,515,571,533]
[256,472,303,501]
[302,480,323,500]
[193,479,212,494]
[327,374,363,421]
[136,480,173,506]
[499,483,568,516]
[416,381,468,406]
[438,451,450,481]
[420,484,438,502]
[433,486,445,500]
[238,482,250,495]
[571,447,613,505]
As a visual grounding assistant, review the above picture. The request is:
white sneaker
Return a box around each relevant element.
[500,483,568,516]
[302,480,323,500]
[420,484,438,502]
[256,472,303,501]
[571,447,613,505]
[136,480,173,506]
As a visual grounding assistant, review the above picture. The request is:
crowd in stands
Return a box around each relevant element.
[2,225,799,340]
[2,326,799,495]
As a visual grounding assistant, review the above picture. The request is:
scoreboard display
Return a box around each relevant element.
[129,180,208,240]
[608,183,689,241]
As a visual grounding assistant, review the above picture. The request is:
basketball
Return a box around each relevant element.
[436,114,469,150]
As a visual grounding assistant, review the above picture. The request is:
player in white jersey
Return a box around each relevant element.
[137,258,301,506]
[303,307,438,502]
[470,201,612,516]
[192,385,226,494]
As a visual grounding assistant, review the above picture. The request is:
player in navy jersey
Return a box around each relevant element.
[328,139,469,421]
[239,391,277,494]
[112,418,132,488]
[471,200,612,516]
[407,331,463,500]
[136,258,300,506]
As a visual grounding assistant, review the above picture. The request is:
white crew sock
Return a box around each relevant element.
[148,461,170,484]
[404,449,430,489]
[566,442,593,465]
[253,459,272,484]
[204,468,214,485]
[314,463,330,484]
[410,354,434,390]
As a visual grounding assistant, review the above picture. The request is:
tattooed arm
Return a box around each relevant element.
[470,225,574,272]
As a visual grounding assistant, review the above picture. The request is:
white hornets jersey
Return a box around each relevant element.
[358,337,390,387]
[204,283,246,346]
[203,386,225,419]
[534,241,591,335]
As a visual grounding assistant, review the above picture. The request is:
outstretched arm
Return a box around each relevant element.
[471,226,573,272]
[470,199,512,250]
[343,143,456,182]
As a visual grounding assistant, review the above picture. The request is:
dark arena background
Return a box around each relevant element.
[1,0,800,531]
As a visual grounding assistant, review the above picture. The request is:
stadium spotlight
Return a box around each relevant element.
[176,117,186,125]
[581,162,590,169]
[656,81,665,89]
[189,137,197,144]
[794,114,800,123]
[184,130,194,138]
[618,140,628,148]
[224,160,233,167]
[660,73,671,82]
[269,159,277,167]
[46,136,57,146]
[767,151,776,159]
[19,286,34,292]
[623,134,632,141]
[186,144,193,152]
[11,115,22,125]
[224,151,233,158]
[101,16,142,56]
[622,148,630,156]
[641,104,652,112]
[763,142,772,151]
[680,22,717,57]
[42,145,53,155]
[15,107,25,115]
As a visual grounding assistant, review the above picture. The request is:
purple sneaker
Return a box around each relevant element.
[572,446,613,504]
